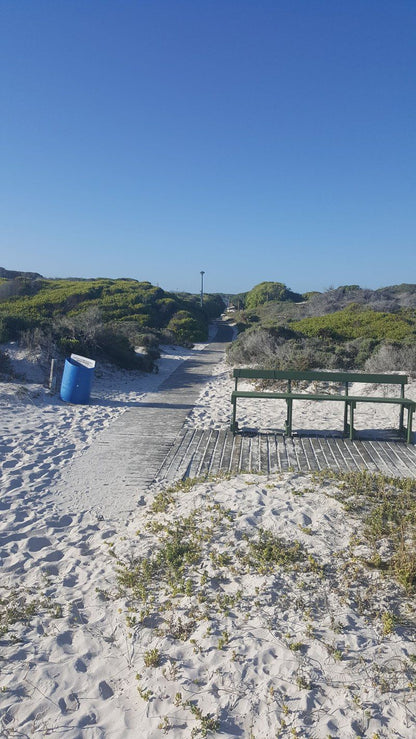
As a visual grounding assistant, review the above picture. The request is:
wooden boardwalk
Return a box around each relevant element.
[157,428,416,482]
[52,320,416,519]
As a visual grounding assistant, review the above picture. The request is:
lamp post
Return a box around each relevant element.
[200,271,205,308]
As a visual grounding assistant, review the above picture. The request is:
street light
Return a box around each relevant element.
[200,271,205,308]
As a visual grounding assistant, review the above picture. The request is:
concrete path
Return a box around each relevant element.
[52,321,234,519]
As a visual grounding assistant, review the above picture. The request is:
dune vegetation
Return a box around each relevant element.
[227,282,416,373]
[0,272,224,371]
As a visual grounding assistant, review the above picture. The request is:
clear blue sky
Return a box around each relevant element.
[1,1,415,295]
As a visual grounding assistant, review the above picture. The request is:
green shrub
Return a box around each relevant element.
[0,315,32,342]
[292,306,416,343]
[167,311,206,345]
[0,276,223,367]
[245,281,303,311]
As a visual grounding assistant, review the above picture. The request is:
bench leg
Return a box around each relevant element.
[400,405,405,434]
[407,406,414,444]
[285,398,293,436]
[343,402,349,437]
[349,401,355,441]
[230,397,238,434]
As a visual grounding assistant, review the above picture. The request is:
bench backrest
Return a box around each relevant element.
[233,368,408,386]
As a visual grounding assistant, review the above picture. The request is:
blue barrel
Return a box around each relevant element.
[60,354,95,404]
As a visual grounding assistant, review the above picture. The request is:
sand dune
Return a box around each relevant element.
[1,341,416,737]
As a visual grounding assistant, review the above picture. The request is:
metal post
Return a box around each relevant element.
[200,271,205,307]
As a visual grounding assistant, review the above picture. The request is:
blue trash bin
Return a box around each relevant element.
[60,354,96,404]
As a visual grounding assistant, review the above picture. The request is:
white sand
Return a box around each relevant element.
[1,342,416,737]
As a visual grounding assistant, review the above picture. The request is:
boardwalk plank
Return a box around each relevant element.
[197,430,220,477]
[259,434,270,474]
[229,433,243,474]
[293,437,310,471]
[285,438,299,471]
[220,431,236,474]
[367,440,407,478]
[208,430,228,477]
[386,442,416,477]
[268,435,280,474]
[159,429,416,484]
[300,437,319,471]
[186,429,210,478]
[276,436,289,471]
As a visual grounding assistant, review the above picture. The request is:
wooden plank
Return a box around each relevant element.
[208,430,228,476]
[380,440,410,477]
[239,434,251,473]
[358,440,391,476]
[292,437,310,472]
[197,430,220,477]
[342,440,371,472]
[315,437,337,471]
[229,432,243,474]
[268,435,280,474]
[341,440,365,471]
[171,429,204,481]
[259,434,270,474]
[297,437,317,471]
[249,434,260,473]
[389,442,416,476]
[220,431,235,474]
[233,368,408,385]
[285,438,300,471]
[308,438,328,471]
[348,440,379,473]
[157,429,192,480]
[366,440,407,478]
[276,436,289,471]
[324,438,348,471]
[336,438,365,471]
[184,429,209,479]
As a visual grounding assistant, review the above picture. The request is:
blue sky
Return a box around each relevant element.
[1,1,415,295]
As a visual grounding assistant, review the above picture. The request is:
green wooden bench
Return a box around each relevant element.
[230,369,415,443]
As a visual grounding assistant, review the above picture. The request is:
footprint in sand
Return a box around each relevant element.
[43,550,64,563]
[26,536,51,552]
[99,680,114,699]
[79,712,97,727]
[4,477,24,492]
[46,514,73,529]
[56,630,73,647]
[59,692,80,714]
[63,573,78,587]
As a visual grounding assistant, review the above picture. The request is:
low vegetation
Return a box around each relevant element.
[0,271,224,370]
[227,281,416,372]
[107,471,416,736]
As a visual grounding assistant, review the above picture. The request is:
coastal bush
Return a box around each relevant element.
[0,315,32,342]
[167,311,206,345]
[227,325,384,371]
[0,276,223,368]
[245,281,303,311]
[227,301,416,372]
[20,327,56,360]
[292,306,416,343]
[364,343,416,374]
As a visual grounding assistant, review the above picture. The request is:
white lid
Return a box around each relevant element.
[70,353,96,369]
